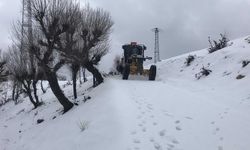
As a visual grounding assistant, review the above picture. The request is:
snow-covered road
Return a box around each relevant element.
[99,77,250,150]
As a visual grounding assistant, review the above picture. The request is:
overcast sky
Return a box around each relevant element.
[1,0,250,69]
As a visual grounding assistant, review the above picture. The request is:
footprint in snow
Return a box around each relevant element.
[134,147,140,150]
[167,144,175,149]
[172,139,179,144]
[150,138,155,142]
[162,111,174,117]
[185,116,193,120]
[159,129,166,137]
[175,126,182,131]
[175,120,180,124]
[218,146,223,150]
[133,139,141,144]
[147,105,153,110]
[130,131,137,135]
[154,143,162,150]
[153,122,158,126]
[142,127,147,132]
[138,123,143,127]
[213,127,220,135]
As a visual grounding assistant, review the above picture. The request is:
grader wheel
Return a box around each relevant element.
[149,65,156,81]
[122,64,130,80]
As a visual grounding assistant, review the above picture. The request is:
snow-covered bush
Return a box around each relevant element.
[245,37,250,43]
[195,67,212,80]
[184,55,195,66]
[208,34,229,53]
[236,74,245,80]
[242,60,250,68]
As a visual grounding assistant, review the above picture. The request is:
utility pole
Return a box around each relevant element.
[152,27,161,63]
[21,0,34,71]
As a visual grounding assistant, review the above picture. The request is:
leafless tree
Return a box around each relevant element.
[27,0,113,111]
[5,45,42,108]
[5,20,43,107]
[79,6,113,86]
[59,5,113,86]
[59,1,82,99]
[30,0,77,112]
[55,3,113,98]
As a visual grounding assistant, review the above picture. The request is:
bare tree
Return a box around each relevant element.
[56,4,113,98]
[5,45,42,108]
[59,5,113,87]
[60,1,82,99]
[27,0,112,111]
[30,0,76,112]
[79,6,113,86]
[6,19,43,107]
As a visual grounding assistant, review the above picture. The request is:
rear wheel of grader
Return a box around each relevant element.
[149,65,156,81]
[122,64,130,80]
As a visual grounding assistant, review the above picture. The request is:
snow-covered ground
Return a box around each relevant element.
[1,36,250,150]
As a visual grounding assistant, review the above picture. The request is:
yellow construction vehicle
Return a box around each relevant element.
[117,42,156,80]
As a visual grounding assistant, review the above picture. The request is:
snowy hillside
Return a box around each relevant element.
[1,36,250,150]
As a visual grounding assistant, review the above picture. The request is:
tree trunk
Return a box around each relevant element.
[32,80,40,104]
[71,64,79,99]
[79,68,82,85]
[40,80,46,93]
[85,62,103,87]
[45,69,73,113]
[27,90,39,108]
[83,68,87,82]
[22,80,39,109]
[12,83,18,104]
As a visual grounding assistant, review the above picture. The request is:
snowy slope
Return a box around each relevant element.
[1,36,250,150]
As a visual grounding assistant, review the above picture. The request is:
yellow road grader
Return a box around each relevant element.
[116,42,156,80]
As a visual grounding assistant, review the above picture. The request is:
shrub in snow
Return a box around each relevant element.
[245,37,250,43]
[185,55,195,66]
[236,74,245,80]
[83,96,91,103]
[0,83,11,107]
[242,60,250,68]
[195,67,212,80]
[77,121,89,132]
[0,50,8,82]
[37,119,44,124]
[208,34,229,53]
